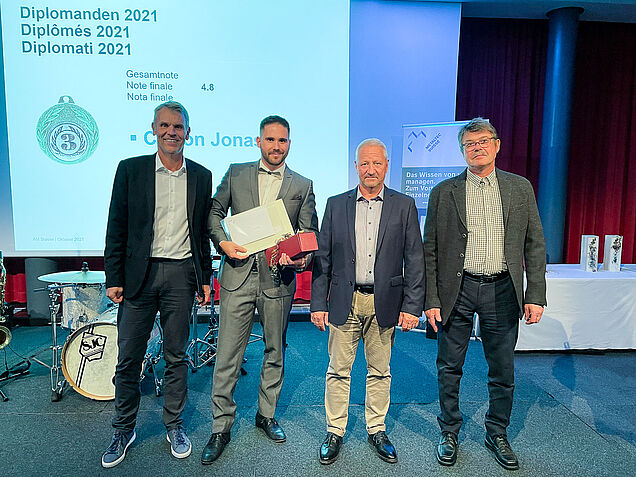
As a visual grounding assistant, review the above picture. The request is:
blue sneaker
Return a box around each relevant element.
[101,430,136,468]
[167,426,192,458]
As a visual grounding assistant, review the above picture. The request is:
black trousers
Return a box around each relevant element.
[112,258,196,432]
[437,272,520,437]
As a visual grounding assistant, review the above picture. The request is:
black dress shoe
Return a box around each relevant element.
[485,434,519,470]
[255,412,286,442]
[367,430,397,463]
[319,432,342,465]
[437,431,458,466]
[201,432,230,465]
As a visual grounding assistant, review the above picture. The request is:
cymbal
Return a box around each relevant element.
[38,270,106,284]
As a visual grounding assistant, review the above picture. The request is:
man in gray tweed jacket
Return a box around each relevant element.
[423,118,546,471]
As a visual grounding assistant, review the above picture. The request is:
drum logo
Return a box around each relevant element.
[36,95,99,164]
[79,331,107,361]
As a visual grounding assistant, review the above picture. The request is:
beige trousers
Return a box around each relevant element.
[325,291,395,436]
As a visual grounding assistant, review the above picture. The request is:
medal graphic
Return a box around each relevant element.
[36,96,99,164]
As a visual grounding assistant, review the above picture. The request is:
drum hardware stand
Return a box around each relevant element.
[184,263,263,374]
[185,301,219,371]
[0,358,31,402]
[141,336,164,397]
[30,284,70,402]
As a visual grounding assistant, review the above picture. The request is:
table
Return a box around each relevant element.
[516,264,636,351]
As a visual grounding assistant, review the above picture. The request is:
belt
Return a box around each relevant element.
[150,256,191,263]
[354,284,374,294]
[463,270,509,283]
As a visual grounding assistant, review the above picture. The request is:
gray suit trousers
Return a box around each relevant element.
[211,269,293,433]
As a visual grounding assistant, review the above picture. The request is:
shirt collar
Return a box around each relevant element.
[466,168,497,187]
[258,159,285,177]
[155,153,186,175]
[356,185,385,202]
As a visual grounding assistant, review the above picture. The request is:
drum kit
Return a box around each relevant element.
[30,262,221,402]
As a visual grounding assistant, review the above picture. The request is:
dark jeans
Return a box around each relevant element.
[437,272,520,437]
[112,258,196,432]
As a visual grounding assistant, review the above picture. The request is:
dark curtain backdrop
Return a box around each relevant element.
[564,22,636,263]
[456,19,548,188]
[456,18,636,264]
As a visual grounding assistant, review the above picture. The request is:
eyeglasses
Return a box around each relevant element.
[462,137,497,151]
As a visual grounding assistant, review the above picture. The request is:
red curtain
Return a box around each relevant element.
[456,19,636,263]
[564,22,636,263]
[456,19,548,190]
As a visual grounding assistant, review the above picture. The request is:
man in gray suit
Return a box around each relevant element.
[423,118,546,471]
[202,115,319,464]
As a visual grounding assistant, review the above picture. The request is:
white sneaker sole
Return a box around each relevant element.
[166,433,192,458]
[101,431,136,468]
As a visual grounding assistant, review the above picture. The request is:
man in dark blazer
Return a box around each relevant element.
[202,115,318,464]
[310,138,425,465]
[103,101,212,468]
[424,118,546,471]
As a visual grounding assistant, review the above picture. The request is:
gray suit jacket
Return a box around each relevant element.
[423,168,546,323]
[209,161,319,298]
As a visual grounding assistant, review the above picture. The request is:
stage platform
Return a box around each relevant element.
[1,321,634,477]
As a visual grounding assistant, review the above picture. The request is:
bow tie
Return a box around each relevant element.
[259,167,282,176]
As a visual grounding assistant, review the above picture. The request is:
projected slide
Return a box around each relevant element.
[0,0,349,252]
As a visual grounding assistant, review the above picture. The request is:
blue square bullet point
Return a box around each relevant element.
[130,134,137,141]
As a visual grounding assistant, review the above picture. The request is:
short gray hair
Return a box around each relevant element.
[355,138,388,161]
[457,117,498,150]
[153,101,189,130]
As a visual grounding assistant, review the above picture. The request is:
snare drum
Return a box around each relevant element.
[61,315,162,401]
[62,285,110,330]
[93,306,119,324]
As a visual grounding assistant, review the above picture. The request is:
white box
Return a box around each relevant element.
[580,235,599,272]
[603,235,623,272]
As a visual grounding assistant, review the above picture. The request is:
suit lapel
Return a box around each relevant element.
[249,161,260,207]
[145,155,156,223]
[277,166,293,201]
[185,158,196,223]
[346,188,357,255]
[496,168,512,227]
[375,187,393,254]
[451,170,468,229]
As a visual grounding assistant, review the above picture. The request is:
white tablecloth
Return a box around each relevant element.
[516,264,636,351]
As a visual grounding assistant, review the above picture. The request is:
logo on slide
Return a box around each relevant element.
[36,96,99,164]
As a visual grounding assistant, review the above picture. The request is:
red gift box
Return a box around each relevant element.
[279,232,318,260]
[265,232,318,265]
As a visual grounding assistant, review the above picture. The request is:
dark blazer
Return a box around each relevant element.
[208,161,319,297]
[423,168,546,323]
[310,187,425,328]
[104,154,213,299]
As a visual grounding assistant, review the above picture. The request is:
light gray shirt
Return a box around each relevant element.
[151,153,191,259]
[464,169,506,274]
[258,160,285,205]
[355,186,384,285]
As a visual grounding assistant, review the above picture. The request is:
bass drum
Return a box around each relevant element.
[61,316,162,401]
[61,322,118,401]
